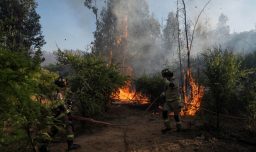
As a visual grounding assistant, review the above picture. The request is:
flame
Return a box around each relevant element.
[181,69,205,116]
[112,15,149,104]
[112,81,149,105]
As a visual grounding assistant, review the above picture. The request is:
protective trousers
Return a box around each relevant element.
[162,106,182,131]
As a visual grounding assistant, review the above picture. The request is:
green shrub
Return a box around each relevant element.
[0,48,42,151]
[135,74,165,102]
[55,50,127,116]
[203,48,256,130]
[203,48,242,114]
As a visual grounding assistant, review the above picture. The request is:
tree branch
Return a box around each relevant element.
[189,0,212,51]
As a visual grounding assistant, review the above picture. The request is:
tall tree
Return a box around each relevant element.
[92,0,162,75]
[0,0,45,57]
[203,48,241,129]
[163,12,178,56]
[92,0,118,64]
[215,13,230,43]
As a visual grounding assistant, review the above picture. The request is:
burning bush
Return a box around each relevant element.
[111,80,150,105]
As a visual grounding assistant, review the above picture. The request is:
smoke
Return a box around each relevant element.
[191,13,256,55]
[109,0,169,76]
[225,31,256,53]
[42,51,57,66]
[64,0,96,29]
[60,0,256,76]
[62,0,105,51]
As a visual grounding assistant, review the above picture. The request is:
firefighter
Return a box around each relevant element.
[160,68,183,133]
[36,76,80,151]
[52,103,80,151]
[36,103,80,151]
[54,76,68,88]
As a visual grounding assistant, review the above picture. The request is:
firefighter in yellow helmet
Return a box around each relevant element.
[160,68,183,133]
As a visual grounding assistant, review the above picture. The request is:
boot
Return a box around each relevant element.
[162,120,171,134]
[174,114,182,132]
[161,128,171,134]
[176,123,182,132]
[38,144,49,152]
[67,140,81,151]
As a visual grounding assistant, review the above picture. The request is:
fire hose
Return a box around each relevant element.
[71,115,128,127]
[145,96,161,112]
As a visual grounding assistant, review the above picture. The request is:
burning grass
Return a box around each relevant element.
[112,81,149,105]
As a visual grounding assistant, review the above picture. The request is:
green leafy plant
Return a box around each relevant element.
[55,50,127,116]
[135,74,165,102]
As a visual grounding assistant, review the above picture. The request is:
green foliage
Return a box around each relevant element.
[0,47,42,151]
[0,0,45,64]
[55,50,126,116]
[32,68,58,100]
[0,45,57,151]
[203,48,256,131]
[248,101,256,130]
[92,0,117,56]
[135,74,165,102]
[0,1,47,150]
[203,48,242,114]
[241,51,256,69]
[240,51,256,130]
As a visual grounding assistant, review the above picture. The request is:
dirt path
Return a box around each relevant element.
[51,105,255,152]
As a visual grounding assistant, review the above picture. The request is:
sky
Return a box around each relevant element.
[36,0,256,52]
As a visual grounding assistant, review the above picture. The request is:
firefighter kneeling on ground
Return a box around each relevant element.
[160,69,183,134]
[36,76,80,152]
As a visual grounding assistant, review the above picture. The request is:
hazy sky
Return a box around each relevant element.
[36,0,256,52]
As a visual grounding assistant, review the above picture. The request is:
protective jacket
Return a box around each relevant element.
[163,82,182,112]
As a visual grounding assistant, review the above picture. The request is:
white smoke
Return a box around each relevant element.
[109,0,169,76]
[59,0,256,76]
[41,51,57,66]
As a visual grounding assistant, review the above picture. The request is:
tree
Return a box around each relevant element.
[116,0,161,75]
[0,2,48,149]
[163,12,178,54]
[0,0,45,58]
[84,0,98,21]
[215,13,230,43]
[179,0,211,70]
[240,51,256,131]
[0,47,43,151]
[203,48,241,128]
[91,0,163,76]
[93,0,117,61]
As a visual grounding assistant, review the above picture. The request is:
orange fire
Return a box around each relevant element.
[181,69,205,116]
[112,81,149,104]
[111,15,149,104]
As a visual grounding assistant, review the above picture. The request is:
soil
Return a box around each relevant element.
[51,105,256,152]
